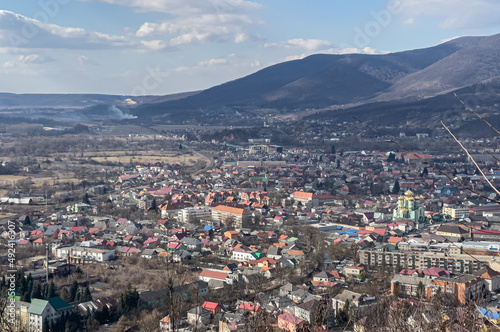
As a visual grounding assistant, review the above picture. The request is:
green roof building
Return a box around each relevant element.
[28,297,72,332]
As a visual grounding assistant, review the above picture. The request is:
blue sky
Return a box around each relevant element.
[1,0,500,96]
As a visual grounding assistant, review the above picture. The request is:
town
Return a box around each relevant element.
[1,124,500,332]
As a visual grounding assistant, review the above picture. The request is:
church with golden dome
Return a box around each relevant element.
[393,190,425,228]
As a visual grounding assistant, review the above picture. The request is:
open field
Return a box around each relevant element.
[0,212,16,219]
[87,151,204,166]
[0,175,80,187]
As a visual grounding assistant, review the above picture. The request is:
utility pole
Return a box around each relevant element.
[46,243,50,283]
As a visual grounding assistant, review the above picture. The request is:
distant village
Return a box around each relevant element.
[4,134,500,332]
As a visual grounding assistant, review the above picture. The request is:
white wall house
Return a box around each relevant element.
[55,245,115,261]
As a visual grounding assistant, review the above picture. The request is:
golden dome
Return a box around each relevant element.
[398,197,405,201]
[405,190,414,197]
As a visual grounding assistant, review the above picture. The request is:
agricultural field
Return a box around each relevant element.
[0,175,80,188]
[84,150,205,166]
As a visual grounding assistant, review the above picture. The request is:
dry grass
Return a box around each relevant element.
[90,154,200,165]
[0,212,16,219]
[84,150,208,166]
[0,175,80,187]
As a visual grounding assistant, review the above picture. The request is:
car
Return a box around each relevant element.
[492,295,498,301]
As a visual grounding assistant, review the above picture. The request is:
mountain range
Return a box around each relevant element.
[2,33,500,125]
[130,33,500,123]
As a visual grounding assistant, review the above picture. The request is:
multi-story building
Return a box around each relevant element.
[391,273,486,305]
[178,206,212,223]
[291,191,314,206]
[442,205,469,220]
[211,205,252,228]
[291,191,335,207]
[54,245,115,262]
[473,229,500,242]
[27,297,72,332]
[360,249,488,274]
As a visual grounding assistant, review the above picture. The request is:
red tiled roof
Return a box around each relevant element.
[213,205,251,215]
[292,191,313,198]
[474,229,500,235]
[199,270,228,280]
[278,312,304,325]
[239,303,260,312]
[202,301,220,310]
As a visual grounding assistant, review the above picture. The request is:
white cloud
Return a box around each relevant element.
[18,54,54,64]
[137,13,259,46]
[403,17,415,25]
[265,38,333,51]
[2,53,54,68]
[140,40,168,51]
[397,0,500,29]
[198,58,228,66]
[113,0,264,46]
[78,55,99,65]
[0,10,133,49]
[79,0,262,15]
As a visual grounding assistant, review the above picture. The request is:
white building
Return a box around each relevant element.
[54,245,115,262]
[230,249,258,262]
[178,206,212,223]
[198,269,235,285]
[442,205,469,219]
[28,297,72,332]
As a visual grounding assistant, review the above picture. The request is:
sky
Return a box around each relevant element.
[1,0,500,96]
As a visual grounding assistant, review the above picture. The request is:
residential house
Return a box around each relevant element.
[173,281,209,300]
[343,266,365,278]
[28,297,72,332]
[278,312,305,332]
[238,302,260,316]
[280,283,298,298]
[477,266,500,292]
[312,271,334,282]
[202,301,222,315]
[187,306,211,328]
[294,299,320,323]
[332,290,377,316]
[199,270,234,285]
[54,245,115,262]
[230,249,260,262]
